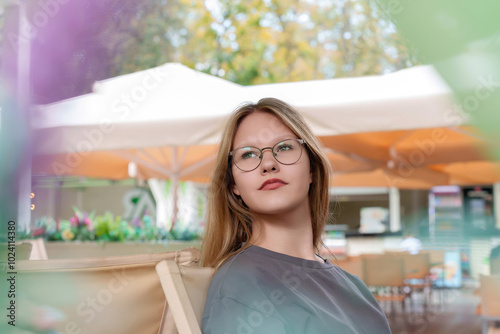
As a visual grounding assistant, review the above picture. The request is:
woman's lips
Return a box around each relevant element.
[261,182,286,190]
[259,179,287,190]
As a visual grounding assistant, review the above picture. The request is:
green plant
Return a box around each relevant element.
[25,208,203,242]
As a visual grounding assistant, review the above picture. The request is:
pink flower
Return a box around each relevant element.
[69,216,78,227]
[83,217,92,229]
[33,227,46,237]
[131,217,142,228]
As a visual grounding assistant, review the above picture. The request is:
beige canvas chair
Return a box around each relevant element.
[420,250,445,281]
[362,255,407,304]
[362,255,406,290]
[420,249,447,307]
[156,260,215,334]
[385,252,431,284]
[480,275,500,334]
[400,253,431,280]
[362,255,408,330]
[337,256,365,281]
[17,247,200,334]
[387,252,432,311]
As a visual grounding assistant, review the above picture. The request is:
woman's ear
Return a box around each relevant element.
[232,183,241,196]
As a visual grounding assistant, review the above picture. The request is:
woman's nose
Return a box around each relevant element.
[260,149,279,172]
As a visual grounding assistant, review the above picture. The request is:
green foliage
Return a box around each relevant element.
[26,208,203,242]
[94,212,121,241]
[107,0,418,83]
[170,221,203,241]
[375,0,500,160]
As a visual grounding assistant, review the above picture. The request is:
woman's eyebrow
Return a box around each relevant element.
[236,135,297,148]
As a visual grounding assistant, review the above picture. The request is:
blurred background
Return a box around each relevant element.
[1,0,500,333]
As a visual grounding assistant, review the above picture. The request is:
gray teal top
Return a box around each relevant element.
[202,245,392,334]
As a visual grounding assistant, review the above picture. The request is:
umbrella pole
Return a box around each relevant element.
[389,187,401,232]
[171,147,180,227]
[172,174,179,228]
[147,179,170,229]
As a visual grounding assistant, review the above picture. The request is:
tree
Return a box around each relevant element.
[107,0,197,77]
[2,0,419,103]
[168,0,419,85]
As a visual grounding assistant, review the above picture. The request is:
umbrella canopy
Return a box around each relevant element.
[33,63,476,183]
[32,63,500,226]
[33,63,242,154]
[245,65,459,135]
[322,126,500,188]
[35,64,499,186]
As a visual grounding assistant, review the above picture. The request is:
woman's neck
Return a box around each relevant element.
[249,203,319,262]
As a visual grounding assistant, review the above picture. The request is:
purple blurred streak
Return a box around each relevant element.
[27,1,142,173]
[28,0,142,104]
[1,1,142,224]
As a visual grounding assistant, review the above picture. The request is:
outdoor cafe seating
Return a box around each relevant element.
[17,247,206,334]
[336,251,436,314]
[14,240,495,334]
[479,275,500,334]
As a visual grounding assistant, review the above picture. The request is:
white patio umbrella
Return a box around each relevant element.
[33,63,472,226]
[33,63,245,227]
[34,64,461,154]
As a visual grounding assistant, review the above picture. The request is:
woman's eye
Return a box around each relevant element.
[241,151,258,159]
[277,144,293,152]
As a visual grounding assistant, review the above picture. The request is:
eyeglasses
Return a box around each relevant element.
[229,139,306,172]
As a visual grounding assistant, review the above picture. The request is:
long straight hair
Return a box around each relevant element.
[201,98,332,268]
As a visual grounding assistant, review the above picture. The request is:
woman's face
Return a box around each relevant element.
[231,111,312,216]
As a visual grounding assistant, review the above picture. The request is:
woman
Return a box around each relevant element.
[201,98,391,334]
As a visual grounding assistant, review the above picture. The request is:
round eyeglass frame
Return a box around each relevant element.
[229,138,306,172]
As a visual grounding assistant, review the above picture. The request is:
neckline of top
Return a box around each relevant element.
[247,245,334,269]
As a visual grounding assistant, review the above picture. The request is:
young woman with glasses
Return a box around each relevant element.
[201,98,391,334]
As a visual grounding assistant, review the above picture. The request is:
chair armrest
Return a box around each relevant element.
[156,260,202,334]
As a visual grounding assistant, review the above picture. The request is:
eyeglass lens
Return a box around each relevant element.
[232,139,303,171]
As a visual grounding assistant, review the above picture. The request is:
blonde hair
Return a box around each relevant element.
[201,98,332,268]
